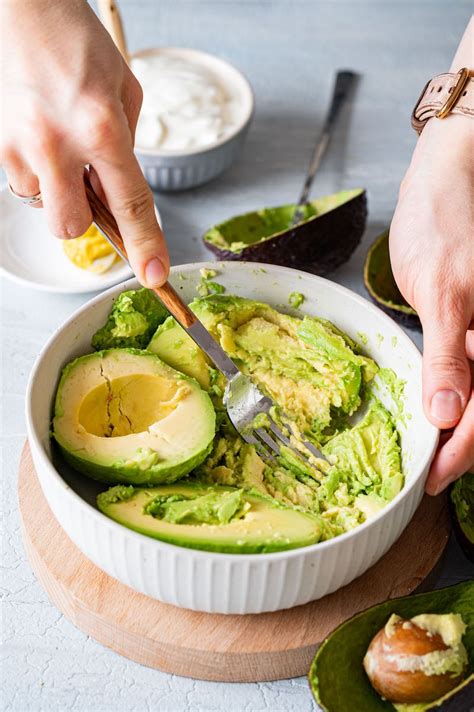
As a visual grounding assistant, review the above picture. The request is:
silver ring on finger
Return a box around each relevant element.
[8,183,42,206]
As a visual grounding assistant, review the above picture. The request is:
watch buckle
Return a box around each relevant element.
[436,67,473,119]
[411,68,473,134]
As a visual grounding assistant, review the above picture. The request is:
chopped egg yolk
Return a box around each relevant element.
[63,224,119,273]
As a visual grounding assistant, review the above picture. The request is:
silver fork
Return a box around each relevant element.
[84,174,327,469]
[291,70,358,227]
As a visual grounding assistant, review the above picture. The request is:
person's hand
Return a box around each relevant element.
[0,0,169,287]
[390,115,474,494]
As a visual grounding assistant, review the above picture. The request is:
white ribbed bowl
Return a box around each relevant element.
[26,262,439,614]
[133,48,254,191]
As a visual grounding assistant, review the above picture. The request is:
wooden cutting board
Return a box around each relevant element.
[19,441,450,682]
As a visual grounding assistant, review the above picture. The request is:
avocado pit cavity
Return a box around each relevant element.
[203,189,368,276]
[52,349,216,485]
[79,373,185,437]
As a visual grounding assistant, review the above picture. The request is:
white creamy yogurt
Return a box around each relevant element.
[131,54,241,152]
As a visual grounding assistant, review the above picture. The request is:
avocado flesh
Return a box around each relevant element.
[205,189,363,252]
[191,295,377,438]
[203,189,368,276]
[364,231,421,331]
[60,288,405,550]
[145,295,403,542]
[92,288,169,350]
[52,349,216,485]
[147,315,213,390]
[308,582,474,712]
[197,403,401,540]
[451,472,474,561]
[97,482,322,553]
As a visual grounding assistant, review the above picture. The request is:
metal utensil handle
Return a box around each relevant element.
[293,70,358,223]
[84,174,240,380]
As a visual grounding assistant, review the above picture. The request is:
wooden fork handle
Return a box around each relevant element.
[152,283,197,329]
[97,0,129,64]
[84,176,197,329]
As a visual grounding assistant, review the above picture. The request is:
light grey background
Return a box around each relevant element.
[2,1,473,710]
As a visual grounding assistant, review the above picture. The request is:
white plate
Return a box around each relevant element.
[0,188,145,293]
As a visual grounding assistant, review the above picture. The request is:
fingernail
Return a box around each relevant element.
[427,482,441,496]
[145,257,165,287]
[430,390,462,422]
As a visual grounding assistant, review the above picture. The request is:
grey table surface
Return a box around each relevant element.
[2,1,473,710]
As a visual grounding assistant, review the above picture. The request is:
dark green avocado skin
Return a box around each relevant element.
[308,581,474,712]
[364,230,422,331]
[427,677,473,711]
[372,302,421,331]
[450,474,474,563]
[452,516,474,563]
[451,503,474,564]
[204,191,367,276]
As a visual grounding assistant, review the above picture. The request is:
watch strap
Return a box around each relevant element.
[411,69,474,134]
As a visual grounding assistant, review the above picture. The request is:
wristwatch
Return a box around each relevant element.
[411,67,474,134]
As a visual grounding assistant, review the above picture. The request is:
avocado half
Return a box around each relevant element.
[451,472,474,562]
[203,189,367,276]
[308,581,474,712]
[52,349,216,485]
[97,482,322,553]
[364,230,421,330]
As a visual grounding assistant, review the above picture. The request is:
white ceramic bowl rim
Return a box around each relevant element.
[26,262,439,561]
[132,47,255,158]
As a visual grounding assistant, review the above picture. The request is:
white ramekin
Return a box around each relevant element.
[132,48,254,191]
[26,262,439,614]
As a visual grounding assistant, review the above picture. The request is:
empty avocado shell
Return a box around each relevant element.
[309,581,473,712]
[364,230,421,330]
[203,189,367,276]
[451,472,474,563]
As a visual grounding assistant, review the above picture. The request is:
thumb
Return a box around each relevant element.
[420,304,471,429]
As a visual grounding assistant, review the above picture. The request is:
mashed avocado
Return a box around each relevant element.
[92,288,169,350]
[191,295,378,439]
[145,294,404,541]
[98,482,323,553]
[288,291,305,309]
[62,289,405,549]
[144,487,248,525]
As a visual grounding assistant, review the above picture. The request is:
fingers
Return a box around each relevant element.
[3,150,42,207]
[425,393,474,494]
[91,123,169,287]
[419,301,471,429]
[467,330,474,361]
[3,143,92,238]
[33,153,92,238]
[121,66,143,143]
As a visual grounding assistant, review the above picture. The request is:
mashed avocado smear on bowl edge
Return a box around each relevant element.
[51,291,406,554]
